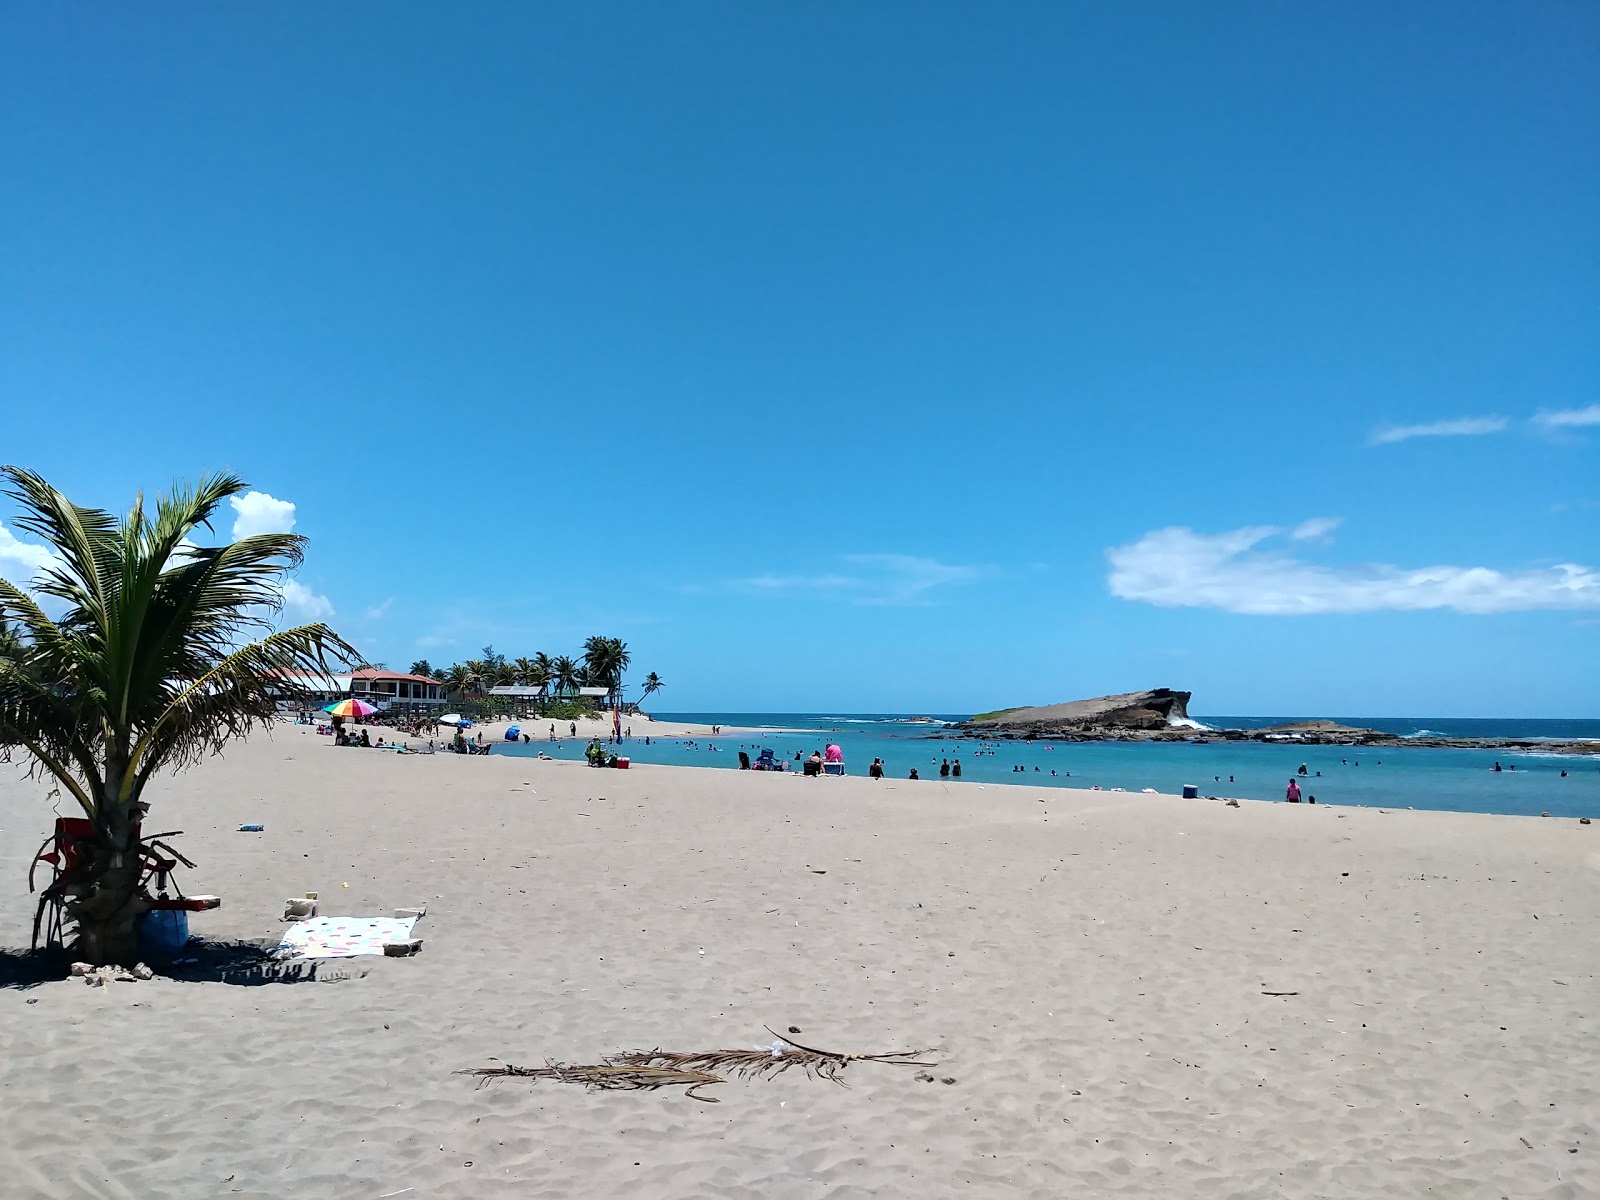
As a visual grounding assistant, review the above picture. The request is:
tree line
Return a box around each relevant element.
[404,638,664,707]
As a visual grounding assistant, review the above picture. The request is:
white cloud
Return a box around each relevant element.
[1290,516,1343,543]
[1369,416,1508,445]
[732,554,983,606]
[1107,525,1600,616]
[277,579,334,622]
[229,491,297,540]
[364,597,395,621]
[1532,404,1600,431]
[0,522,62,587]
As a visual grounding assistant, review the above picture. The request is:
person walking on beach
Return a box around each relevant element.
[1286,778,1302,802]
[940,758,950,778]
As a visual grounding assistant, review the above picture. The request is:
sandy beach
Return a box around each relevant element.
[2,723,1596,1199]
[359,711,776,750]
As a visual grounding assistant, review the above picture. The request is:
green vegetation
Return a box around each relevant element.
[424,636,657,712]
[967,706,1026,723]
[0,467,358,963]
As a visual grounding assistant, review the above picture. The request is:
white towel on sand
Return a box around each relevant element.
[276,915,418,960]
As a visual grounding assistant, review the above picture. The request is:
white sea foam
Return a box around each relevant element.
[1166,716,1214,732]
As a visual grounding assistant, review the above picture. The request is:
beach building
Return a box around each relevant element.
[348,668,446,711]
[488,684,613,713]
[275,667,445,713]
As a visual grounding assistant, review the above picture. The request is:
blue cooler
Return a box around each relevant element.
[137,909,190,955]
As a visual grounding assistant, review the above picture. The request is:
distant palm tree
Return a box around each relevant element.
[0,467,358,963]
[551,655,580,697]
[640,672,664,708]
[442,663,472,697]
[0,617,22,663]
[582,636,631,704]
[409,659,433,679]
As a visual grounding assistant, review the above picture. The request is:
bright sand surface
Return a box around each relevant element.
[1,724,1597,1199]
[376,711,771,747]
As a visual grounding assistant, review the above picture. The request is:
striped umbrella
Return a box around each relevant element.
[324,698,379,718]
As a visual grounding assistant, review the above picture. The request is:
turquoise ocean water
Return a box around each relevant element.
[494,713,1599,819]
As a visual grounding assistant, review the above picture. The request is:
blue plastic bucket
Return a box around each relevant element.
[137,909,190,955]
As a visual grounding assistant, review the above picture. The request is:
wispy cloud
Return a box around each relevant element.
[729,553,985,606]
[229,491,298,539]
[1107,524,1600,615]
[363,596,396,621]
[1289,516,1342,543]
[1369,416,1508,445]
[1532,404,1600,431]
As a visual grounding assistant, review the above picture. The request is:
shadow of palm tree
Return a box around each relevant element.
[0,947,67,990]
[1,939,369,988]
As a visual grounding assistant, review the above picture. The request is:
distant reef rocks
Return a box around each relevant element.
[965,689,1194,735]
[956,690,1599,755]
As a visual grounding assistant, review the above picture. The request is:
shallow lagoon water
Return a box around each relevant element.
[495,713,1600,819]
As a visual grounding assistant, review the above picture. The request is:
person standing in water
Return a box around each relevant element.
[939,759,950,778]
[1286,778,1302,802]
[952,758,962,778]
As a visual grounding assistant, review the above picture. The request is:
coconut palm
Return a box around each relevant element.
[441,663,472,697]
[0,617,22,664]
[639,672,664,707]
[582,636,631,703]
[409,659,433,679]
[0,467,359,964]
[550,655,580,697]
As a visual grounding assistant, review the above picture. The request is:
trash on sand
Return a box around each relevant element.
[238,824,264,832]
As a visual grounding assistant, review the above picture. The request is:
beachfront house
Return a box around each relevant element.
[348,667,446,712]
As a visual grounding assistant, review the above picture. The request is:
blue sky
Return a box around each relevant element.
[2,4,1596,716]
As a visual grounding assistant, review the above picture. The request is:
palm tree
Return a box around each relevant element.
[550,655,580,698]
[0,617,23,664]
[582,636,631,704]
[409,659,433,679]
[441,663,472,697]
[639,672,664,708]
[0,467,358,964]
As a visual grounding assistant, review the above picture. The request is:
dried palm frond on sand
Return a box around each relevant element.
[457,1027,938,1102]
[616,1027,937,1084]
[455,1061,726,1102]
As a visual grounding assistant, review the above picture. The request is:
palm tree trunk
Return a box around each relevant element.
[66,775,148,965]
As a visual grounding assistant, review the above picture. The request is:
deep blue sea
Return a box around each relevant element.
[494,713,1600,819]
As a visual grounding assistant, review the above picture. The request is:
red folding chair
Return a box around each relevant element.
[29,817,221,950]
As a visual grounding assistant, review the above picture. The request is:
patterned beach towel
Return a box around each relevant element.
[276,915,419,960]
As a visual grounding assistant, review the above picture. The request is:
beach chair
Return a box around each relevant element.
[28,817,221,951]
[754,748,777,771]
[823,744,846,776]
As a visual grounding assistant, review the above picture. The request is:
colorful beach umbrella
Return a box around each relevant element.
[324,698,378,718]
